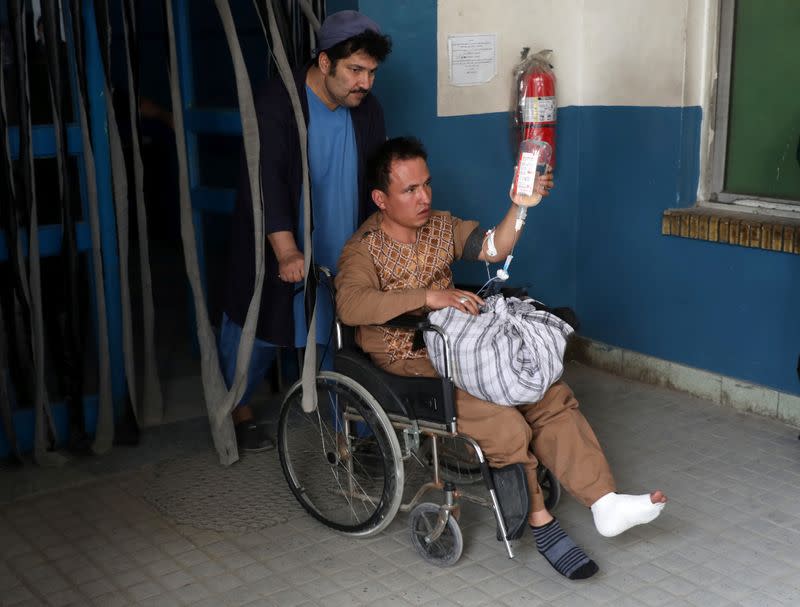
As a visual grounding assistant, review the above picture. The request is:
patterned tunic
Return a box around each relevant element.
[362,214,455,362]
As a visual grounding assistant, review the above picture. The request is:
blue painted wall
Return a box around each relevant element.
[362,0,800,396]
[576,106,799,395]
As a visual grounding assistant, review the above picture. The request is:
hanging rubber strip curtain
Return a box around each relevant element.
[119,0,163,425]
[288,0,321,70]
[214,0,272,429]
[164,0,239,464]
[254,0,320,414]
[0,13,25,463]
[298,0,323,74]
[9,0,66,466]
[298,0,322,32]
[163,0,323,464]
[92,0,139,428]
[42,0,92,453]
[0,309,21,462]
[0,220,21,466]
[62,0,115,454]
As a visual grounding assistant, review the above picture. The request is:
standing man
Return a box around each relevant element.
[221,11,392,452]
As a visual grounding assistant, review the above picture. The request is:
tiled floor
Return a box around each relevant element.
[2,362,800,607]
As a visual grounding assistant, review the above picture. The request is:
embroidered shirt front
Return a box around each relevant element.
[362,214,455,362]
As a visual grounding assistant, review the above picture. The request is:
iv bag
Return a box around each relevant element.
[511,139,551,206]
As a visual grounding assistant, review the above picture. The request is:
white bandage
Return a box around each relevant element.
[591,493,666,537]
[486,229,497,258]
[515,206,528,232]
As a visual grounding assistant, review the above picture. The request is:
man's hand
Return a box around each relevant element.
[537,167,554,196]
[277,250,305,283]
[425,289,484,315]
[269,231,305,283]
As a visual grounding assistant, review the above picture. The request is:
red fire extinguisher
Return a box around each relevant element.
[515,49,557,166]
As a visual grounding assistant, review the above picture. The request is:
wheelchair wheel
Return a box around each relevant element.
[408,502,463,567]
[278,372,404,538]
[538,466,561,511]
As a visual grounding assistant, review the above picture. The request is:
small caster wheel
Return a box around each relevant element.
[408,502,463,566]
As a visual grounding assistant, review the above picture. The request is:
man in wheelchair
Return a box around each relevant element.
[334,136,668,580]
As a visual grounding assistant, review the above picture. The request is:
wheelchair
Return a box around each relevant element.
[276,272,561,566]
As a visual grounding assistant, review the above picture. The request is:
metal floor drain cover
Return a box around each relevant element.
[142,451,302,532]
[141,445,470,533]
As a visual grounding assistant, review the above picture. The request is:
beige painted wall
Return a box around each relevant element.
[437,0,716,116]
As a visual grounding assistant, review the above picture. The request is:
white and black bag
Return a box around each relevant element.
[424,295,574,406]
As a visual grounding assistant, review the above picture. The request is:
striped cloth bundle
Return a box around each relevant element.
[424,295,574,406]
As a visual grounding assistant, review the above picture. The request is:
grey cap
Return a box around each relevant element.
[316,10,381,53]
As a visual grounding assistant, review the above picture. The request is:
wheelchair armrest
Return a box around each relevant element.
[377,315,450,365]
[381,314,432,331]
[336,314,432,351]
[341,310,449,377]
[380,314,432,353]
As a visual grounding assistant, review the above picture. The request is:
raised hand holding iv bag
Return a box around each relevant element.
[511,139,552,206]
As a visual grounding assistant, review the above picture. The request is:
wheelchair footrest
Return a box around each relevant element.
[490,463,530,541]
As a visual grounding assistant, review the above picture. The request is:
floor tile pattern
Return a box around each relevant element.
[2,364,800,606]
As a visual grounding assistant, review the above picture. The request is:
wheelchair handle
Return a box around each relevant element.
[422,324,453,381]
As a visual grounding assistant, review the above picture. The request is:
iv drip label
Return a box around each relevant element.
[521,96,556,123]
[516,152,538,196]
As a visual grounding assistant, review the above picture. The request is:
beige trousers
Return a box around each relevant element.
[384,358,617,516]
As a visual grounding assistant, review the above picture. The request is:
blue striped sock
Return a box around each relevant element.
[531,519,598,580]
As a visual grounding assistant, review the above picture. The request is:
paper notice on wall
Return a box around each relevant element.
[448,33,497,86]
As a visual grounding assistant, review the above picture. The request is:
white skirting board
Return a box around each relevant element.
[570,337,800,429]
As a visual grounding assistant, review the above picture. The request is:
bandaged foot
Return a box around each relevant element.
[591,491,667,538]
